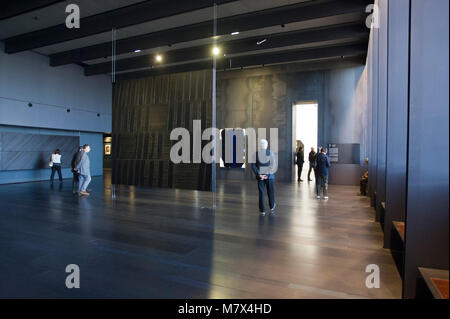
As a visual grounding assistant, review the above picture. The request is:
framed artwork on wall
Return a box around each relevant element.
[105,144,111,155]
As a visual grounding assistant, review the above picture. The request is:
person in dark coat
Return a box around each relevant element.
[316,147,331,199]
[71,146,83,193]
[252,139,277,216]
[307,147,317,181]
[295,146,305,182]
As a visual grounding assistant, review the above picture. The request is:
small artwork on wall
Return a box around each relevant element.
[105,144,111,156]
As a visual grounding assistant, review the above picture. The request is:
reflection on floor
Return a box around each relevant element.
[0,173,402,298]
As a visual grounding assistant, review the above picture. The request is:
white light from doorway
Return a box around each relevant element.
[295,103,318,177]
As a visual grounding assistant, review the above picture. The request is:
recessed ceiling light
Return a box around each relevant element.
[155,54,163,62]
[231,31,240,35]
[212,46,220,56]
[134,49,141,53]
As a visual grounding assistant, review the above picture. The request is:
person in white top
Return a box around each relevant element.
[50,149,63,183]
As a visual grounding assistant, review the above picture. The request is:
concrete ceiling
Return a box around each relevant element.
[0,0,372,79]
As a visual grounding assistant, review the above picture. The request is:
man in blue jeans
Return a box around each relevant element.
[315,147,331,200]
[252,139,277,216]
[75,144,91,197]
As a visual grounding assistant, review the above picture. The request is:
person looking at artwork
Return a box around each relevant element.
[307,147,317,181]
[316,147,331,200]
[50,149,63,184]
[76,144,92,197]
[252,139,277,216]
[295,146,305,182]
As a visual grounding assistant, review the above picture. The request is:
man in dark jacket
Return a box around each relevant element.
[295,146,305,182]
[316,147,331,199]
[71,146,83,193]
[252,139,277,216]
[307,147,316,181]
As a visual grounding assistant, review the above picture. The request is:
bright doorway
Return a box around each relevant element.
[293,102,318,181]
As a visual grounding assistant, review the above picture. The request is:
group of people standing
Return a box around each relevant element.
[49,144,92,196]
[296,146,331,199]
[252,139,332,217]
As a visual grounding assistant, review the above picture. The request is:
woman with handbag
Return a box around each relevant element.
[50,149,63,183]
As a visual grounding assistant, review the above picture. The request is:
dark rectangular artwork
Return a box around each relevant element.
[0,132,80,171]
[112,70,212,191]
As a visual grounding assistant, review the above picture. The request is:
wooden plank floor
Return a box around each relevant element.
[0,173,402,298]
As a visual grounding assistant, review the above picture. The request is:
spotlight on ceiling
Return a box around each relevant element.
[155,54,163,62]
[212,46,221,56]
[134,49,142,53]
[257,39,267,45]
[231,31,240,35]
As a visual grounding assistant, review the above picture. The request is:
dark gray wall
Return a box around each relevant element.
[366,0,449,298]
[325,67,370,185]
[0,42,111,133]
[375,0,388,222]
[0,132,79,170]
[216,59,367,184]
[368,24,379,204]
[0,41,111,184]
[0,125,104,184]
[403,0,449,298]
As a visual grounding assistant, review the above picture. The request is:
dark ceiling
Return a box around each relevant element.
[0,0,373,80]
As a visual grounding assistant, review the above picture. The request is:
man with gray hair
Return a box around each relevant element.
[251,139,277,216]
[76,144,92,197]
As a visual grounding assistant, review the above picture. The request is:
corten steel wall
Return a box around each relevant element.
[216,69,325,183]
[112,70,212,191]
[112,60,369,188]
[216,60,367,184]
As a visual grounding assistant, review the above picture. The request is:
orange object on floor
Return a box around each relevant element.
[431,278,449,299]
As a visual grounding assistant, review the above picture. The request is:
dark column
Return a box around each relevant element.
[375,0,388,224]
[404,0,449,298]
[384,0,409,248]
[369,15,379,206]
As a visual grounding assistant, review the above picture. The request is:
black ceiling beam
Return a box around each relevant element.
[85,23,368,76]
[115,42,368,81]
[50,0,372,67]
[0,0,66,21]
[4,0,238,53]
